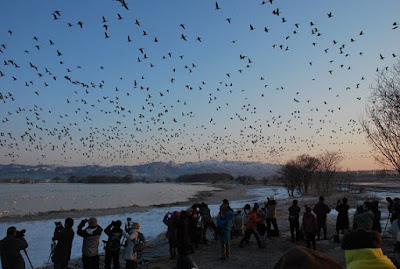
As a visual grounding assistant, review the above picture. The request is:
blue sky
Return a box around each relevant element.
[0,0,399,170]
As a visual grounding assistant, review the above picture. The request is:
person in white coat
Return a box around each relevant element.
[122,222,139,269]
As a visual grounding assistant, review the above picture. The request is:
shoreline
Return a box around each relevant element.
[0,183,257,223]
[38,184,399,269]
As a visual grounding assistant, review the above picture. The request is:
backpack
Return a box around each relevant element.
[106,234,121,252]
[133,232,146,253]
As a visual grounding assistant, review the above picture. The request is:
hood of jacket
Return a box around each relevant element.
[345,248,395,269]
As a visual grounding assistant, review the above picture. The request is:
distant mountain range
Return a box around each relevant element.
[0,160,280,181]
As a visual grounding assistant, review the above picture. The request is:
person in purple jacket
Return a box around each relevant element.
[303,206,317,250]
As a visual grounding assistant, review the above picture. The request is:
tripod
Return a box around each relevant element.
[46,240,56,266]
[24,249,34,269]
[383,212,392,238]
[136,252,148,269]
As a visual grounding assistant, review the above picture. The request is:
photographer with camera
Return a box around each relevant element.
[52,218,74,269]
[104,220,123,269]
[77,217,103,269]
[0,226,28,269]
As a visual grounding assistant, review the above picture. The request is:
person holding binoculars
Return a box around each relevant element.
[77,217,103,269]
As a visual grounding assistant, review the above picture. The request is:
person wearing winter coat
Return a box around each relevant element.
[104,220,123,269]
[388,197,400,223]
[199,202,217,242]
[354,202,375,230]
[216,209,234,260]
[303,206,317,250]
[371,200,382,233]
[288,200,301,242]
[266,196,279,236]
[176,211,193,256]
[0,226,28,269]
[77,217,103,269]
[239,207,264,248]
[122,222,140,269]
[163,211,179,259]
[342,229,396,269]
[313,196,331,240]
[52,218,74,269]
[336,198,350,234]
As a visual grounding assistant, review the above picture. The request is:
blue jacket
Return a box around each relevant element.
[217,210,234,243]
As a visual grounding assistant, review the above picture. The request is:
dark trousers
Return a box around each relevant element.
[105,250,120,269]
[317,217,327,239]
[125,260,136,269]
[82,255,99,269]
[305,232,316,250]
[317,224,327,239]
[54,259,69,269]
[289,219,299,241]
[239,229,262,247]
[169,240,178,259]
[266,218,279,234]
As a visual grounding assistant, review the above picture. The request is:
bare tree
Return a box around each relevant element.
[278,159,301,196]
[316,151,343,194]
[278,154,320,196]
[361,61,400,174]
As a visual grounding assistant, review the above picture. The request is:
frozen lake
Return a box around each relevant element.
[0,185,289,267]
[0,183,219,217]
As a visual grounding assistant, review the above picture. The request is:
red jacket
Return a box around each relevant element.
[247,211,262,230]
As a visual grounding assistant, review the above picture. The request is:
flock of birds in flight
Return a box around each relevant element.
[0,0,399,167]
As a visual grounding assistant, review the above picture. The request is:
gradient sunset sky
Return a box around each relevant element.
[0,0,399,170]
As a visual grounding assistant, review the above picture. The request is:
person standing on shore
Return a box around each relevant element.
[163,211,179,259]
[335,198,349,234]
[122,222,140,269]
[0,226,29,269]
[371,200,382,233]
[125,217,133,232]
[52,218,74,269]
[199,202,217,242]
[216,208,234,260]
[288,200,301,242]
[303,206,317,250]
[354,201,375,230]
[239,206,264,248]
[266,196,279,237]
[104,220,123,269]
[313,196,331,240]
[77,217,103,269]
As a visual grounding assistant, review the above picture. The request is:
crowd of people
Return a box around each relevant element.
[2,195,400,269]
[0,217,145,269]
[162,195,400,268]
